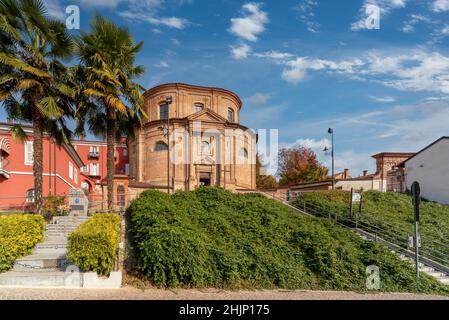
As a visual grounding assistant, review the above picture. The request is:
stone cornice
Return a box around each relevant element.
[143,83,243,110]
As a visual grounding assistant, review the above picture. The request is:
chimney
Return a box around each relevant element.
[344,169,349,179]
[79,133,85,141]
[363,170,368,177]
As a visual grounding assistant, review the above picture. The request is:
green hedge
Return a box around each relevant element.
[0,214,45,272]
[67,214,120,276]
[127,187,449,294]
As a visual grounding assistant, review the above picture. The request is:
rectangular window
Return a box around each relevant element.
[228,109,234,122]
[81,166,89,173]
[26,189,35,203]
[194,103,204,113]
[160,103,168,119]
[125,164,130,175]
[90,163,99,176]
[24,141,33,165]
[74,168,78,184]
[69,162,74,180]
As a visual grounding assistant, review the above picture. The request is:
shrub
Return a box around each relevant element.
[67,214,120,276]
[127,187,449,294]
[42,195,69,221]
[0,214,45,272]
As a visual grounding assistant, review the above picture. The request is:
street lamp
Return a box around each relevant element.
[327,128,335,190]
[166,96,173,194]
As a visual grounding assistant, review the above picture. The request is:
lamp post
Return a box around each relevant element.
[166,96,173,194]
[327,128,335,190]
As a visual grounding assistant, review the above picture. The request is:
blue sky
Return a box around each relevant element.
[2,0,449,175]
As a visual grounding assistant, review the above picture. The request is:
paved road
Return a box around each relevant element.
[0,286,447,300]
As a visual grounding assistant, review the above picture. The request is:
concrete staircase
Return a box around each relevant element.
[0,215,89,288]
[397,253,449,285]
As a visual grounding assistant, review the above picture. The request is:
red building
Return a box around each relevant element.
[0,122,129,211]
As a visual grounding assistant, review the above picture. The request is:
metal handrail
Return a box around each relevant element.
[293,199,449,272]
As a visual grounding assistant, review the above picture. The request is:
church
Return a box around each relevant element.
[126,83,257,195]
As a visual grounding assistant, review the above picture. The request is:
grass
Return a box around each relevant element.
[293,191,449,267]
[127,187,449,294]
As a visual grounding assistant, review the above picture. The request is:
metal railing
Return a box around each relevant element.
[291,198,449,275]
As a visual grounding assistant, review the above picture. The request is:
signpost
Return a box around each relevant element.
[349,188,361,219]
[411,181,421,278]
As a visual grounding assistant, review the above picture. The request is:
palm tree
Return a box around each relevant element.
[0,0,75,213]
[75,16,145,211]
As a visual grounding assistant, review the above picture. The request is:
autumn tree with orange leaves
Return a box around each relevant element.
[278,147,329,186]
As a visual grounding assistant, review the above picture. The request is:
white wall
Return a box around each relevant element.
[335,179,383,191]
[404,138,449,205]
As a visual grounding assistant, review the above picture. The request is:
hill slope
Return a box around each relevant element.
[294,191,449,266]
[127,187,449,294]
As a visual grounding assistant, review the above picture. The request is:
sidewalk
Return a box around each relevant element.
[0,286,448,300]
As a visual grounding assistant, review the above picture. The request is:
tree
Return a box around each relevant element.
[0,0,75,213]
[75,16,145,211]
[277,147,328,186]
[256,154,278,189]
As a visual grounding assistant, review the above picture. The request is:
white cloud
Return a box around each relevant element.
[253,50,294,61]
[170,38,180,46]
[120,11,190,29]
[370,96,396,103]
[230,43,252,60]
[376,101,449,143]
[362,50,449,94]
[156,60,169,68]
[281,57,363,84]
[45,0,65,20]
[401,14,435,33]
[351,0,407,31]
[46,0,190,29]
[432,0,449,12]
[229,2,268,42]
[317,100,449,149]
[294,138,331,153]
[76,0,123,7]
[294,0,320,33]
[258,49,449,95]
[244,93,272,105]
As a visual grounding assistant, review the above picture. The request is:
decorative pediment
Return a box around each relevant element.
[198,155,216,165]
[186,109,227,124]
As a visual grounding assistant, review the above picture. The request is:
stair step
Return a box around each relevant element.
[46,225,78,229]
[0,271,82,288]
[420,266,434,272]
[426,270,446,277]
[14,252,69,269]
[45,236,68,242]
[35,243,68,250]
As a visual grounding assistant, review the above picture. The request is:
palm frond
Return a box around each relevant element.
[17,78,41,91]
[10,123,28,143]
[105,95,126,114]
[84,88,106,97]
[37,96,63,118]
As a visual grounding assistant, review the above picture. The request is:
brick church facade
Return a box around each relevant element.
[127,83,257,196]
